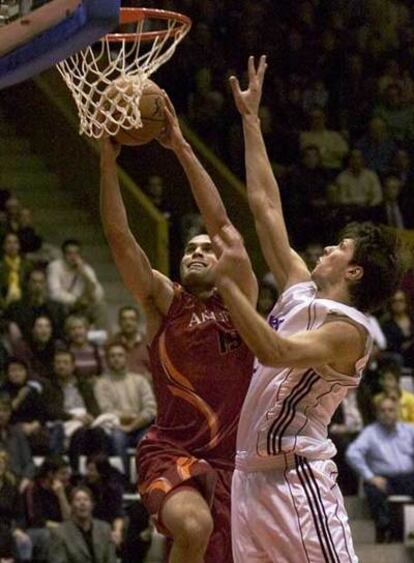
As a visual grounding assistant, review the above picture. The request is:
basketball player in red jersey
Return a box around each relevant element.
[99,105,257,562]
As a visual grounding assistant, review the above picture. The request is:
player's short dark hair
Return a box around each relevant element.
[339,222,403,313]
[62,238,81,252]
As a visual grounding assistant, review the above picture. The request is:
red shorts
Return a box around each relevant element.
[136,437,233,563]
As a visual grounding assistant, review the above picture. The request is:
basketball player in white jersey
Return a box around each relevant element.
[210,56,403,562]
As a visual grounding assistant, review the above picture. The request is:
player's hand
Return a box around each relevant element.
[213,225,253,286]
[230,55,267,117]
[99,136,121,162]
[369,476,388,492]
[157,93,186,151]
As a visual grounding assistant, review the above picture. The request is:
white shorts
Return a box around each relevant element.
[231,455,358,563]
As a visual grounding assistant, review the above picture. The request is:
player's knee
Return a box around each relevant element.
[176,510,213,550]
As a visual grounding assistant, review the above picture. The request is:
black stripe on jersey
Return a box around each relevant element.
[303,458,341,563]
[266,368,313,455]
[275,371,320,454]
[300,457,341,563]
[295,455,331,563]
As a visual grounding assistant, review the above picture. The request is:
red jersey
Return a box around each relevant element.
[147,284,253,468]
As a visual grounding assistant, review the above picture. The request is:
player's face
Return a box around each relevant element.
[180,235,217,289]
[311,238,356,286]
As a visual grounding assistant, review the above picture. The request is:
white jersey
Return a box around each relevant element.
[236,281,373,472]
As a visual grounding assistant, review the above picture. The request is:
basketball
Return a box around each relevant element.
[99,78,166,146]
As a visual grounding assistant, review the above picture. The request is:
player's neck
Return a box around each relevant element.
[188,285,216,301]
[316,284,353,308]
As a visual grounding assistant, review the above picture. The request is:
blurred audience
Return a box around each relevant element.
[47,485,117,563]
[64,315,105,380]
[109,306,150,380]
[95,343,156,473]
[347,396,414,543]
[47,239,106,329]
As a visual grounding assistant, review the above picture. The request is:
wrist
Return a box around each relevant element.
[243,114,260,125]
[173,139,192,155]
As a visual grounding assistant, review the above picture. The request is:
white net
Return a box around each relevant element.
[57,11,191,138]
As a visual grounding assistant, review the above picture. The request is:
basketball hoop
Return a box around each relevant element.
[57,7,191,139]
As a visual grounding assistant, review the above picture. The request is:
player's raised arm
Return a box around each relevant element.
[157,95,258,306]
[213,226,364,373]
[99,138,173,316]
[230,56,311,292]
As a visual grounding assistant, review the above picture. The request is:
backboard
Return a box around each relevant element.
[0,0,120,89]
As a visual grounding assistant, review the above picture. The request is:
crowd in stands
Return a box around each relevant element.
[0,188,154,561]
[1,0,414,560]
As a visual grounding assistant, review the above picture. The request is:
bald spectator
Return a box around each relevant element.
[347,396,414,543]
[300,109,349,171]
[47,239,106,329]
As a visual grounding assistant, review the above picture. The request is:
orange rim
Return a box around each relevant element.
[106,7,192,43]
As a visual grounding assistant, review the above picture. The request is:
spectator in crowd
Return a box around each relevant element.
[144,175,171,220]
[47,239,106,328]
[374,361,414,422]
[43,349,107,469]
[13,315,60,380]
[301,241,323,271]
[373,83,414,142]
[64,315,105,380]
[334,148,383,210]
[286,145,329,243]
[0,358,57,455]
[82,454,125,550]
[355,117,397,174]
[109,306,150,380]
[381,289,414,369]
[346,396,414,543]
[5,267,66,341]
[300,109,349,172]
[302,78,329,114]
[16,207,43,255]
[4,196,22,235]
[95,343,156,473]
[390,147,413,187]
[24,456,71,563]
[0,232,31,307]
[187,66,225,152]
[47,485,117,563]
[0,397,34,492]
[0,449,32,563]
[374,174,405,228]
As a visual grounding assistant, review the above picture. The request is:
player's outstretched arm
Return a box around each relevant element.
[213,227,364,373]
[99,138,173,314]
[230,56,310,292]
[157,95,258,305]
